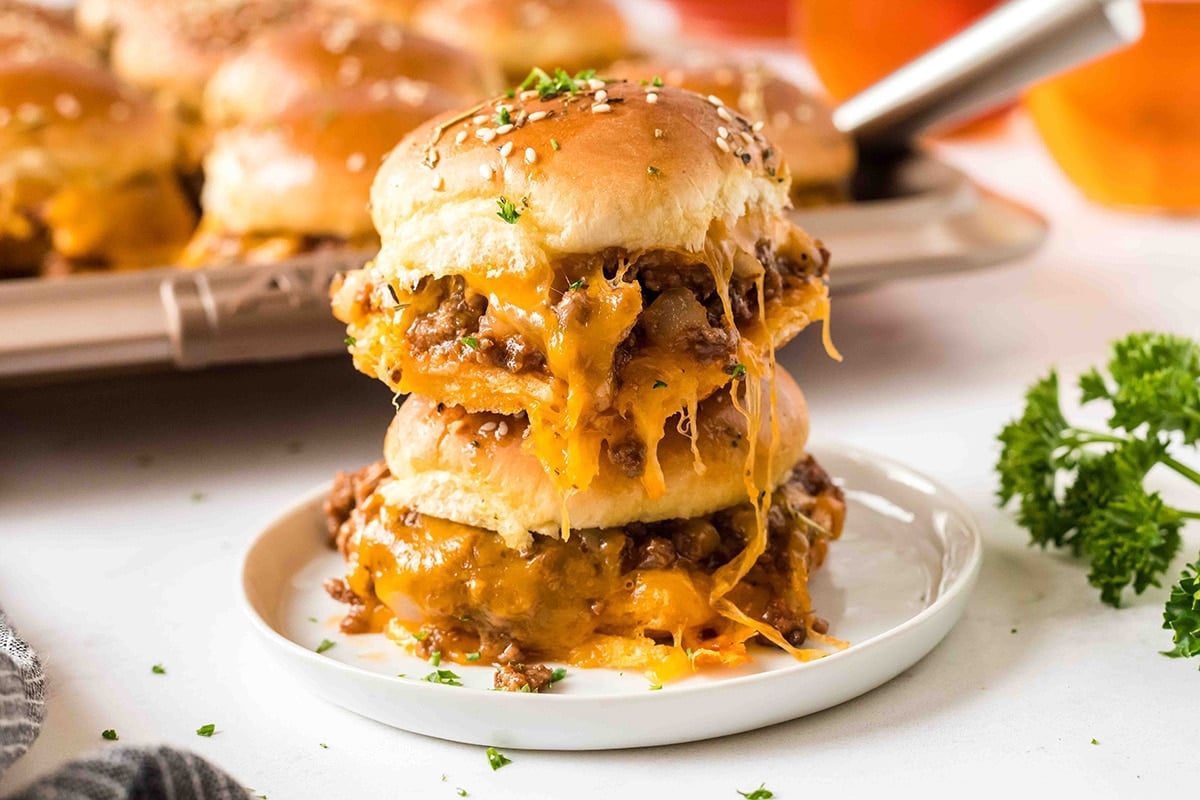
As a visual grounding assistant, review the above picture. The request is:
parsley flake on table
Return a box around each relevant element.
[101,729,118,741]
[485,747,512,770]
[196,723,216,737]
[316,639,336,654]
[996,332,1200,662]
[737,784,774,799]
[151,663,166,675]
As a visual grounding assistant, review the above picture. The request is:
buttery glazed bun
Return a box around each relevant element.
[1,0,100,65]
[411,0,628,80]
[204,18,501,128]
[199,88,458,242]
[607,59,855,200]
[382,367,810,547]
[0,57,175,186]
[370,81,801,289]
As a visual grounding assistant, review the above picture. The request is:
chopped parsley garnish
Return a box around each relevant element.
[308,616,318,623]
[485,747,512,770]
[996,332,1200,662]
[494,106,512,126]
[504,88,515,98]
[151,663,166,675]
[737,784,774,799]
[413,630,428,641]
[344,335,356,346]
[653,380,668,389]
[430,651,442,667]
[727,363,748,379]
[457,789,468,797]
[550,667,567,683]
[196,723,216,737]
[550,138,560,151]
[319,743,328,749]
[101,729,118,741]
[396,673,407,678]
[315,639,336,654]
[648,683,662,691]
[466,652,482,661]
[461,335,480,350]
[1091,738,1099,745]
[652,76,664,87]
[519,67,595,99]
[647,165,661,176]
[568,279,585,291]
[496,196,521,224]
[423,669,464,686]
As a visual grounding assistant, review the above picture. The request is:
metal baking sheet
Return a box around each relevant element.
[0,152,1045,382]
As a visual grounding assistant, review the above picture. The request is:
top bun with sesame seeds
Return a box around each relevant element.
[334,76,834,501]
[411,0,628,81]
[182,85,458,267]
[606,58,856,205]
[203,17,502,130]
[0,0,101,65]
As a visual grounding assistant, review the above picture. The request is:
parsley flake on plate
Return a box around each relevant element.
[151,663,166,675]
[737,784,774,799]
[101,729,118,741]
[316,639,336,654]
[423,669,464,686]
[196,723,216,737]
[485,747,512,770]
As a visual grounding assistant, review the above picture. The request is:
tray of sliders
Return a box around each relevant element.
[0,0,1046,381]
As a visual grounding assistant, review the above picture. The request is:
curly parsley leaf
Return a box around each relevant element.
[996,332,1200,661]
[1163,560,1200,664]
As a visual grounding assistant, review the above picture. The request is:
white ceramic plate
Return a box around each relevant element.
[241,445,982,750]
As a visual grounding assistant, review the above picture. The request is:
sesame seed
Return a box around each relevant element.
[525,147,537,164]
[646,93,658,104]
[591,103,612,114]
[378,25,404,51]
[717,107,733,123]
[499,141,513,158]
[476,128,496,142]
[715,137,731,153]
[472,114,490,125]
[717,126,729,139]
[496,421,509,437]
[479,164,494,180]
[455,130,468,145]
[495,123,514,135]
[338,56,362,86]
[527,110,548,122]
[427,149,440,166]
[654,128,663,139]
[707,94,724,106]
[520,90,539,101]
[431,174,444,190]
[494,103,513,114]
[54,94,81,119]
[594,89,607,103]
[346,152,366,172]
[479,421,497,433]
[368,81,390,101]
[752,120,765,132]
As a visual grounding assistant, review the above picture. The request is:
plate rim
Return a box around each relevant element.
[239,442,984,705]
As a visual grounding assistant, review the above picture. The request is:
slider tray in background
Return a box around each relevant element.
[0,152,1046,382]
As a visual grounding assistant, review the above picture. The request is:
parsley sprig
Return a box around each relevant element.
[997,332,1200,663]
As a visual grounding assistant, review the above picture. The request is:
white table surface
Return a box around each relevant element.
[3,111,1198,798]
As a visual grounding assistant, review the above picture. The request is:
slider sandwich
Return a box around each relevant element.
[334,78,834,498]
[0,55,196,275]
[411,0,629,81]
[327,74,846,680]
[608,58,856,206]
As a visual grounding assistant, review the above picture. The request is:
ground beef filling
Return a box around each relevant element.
[400,242,828,377]
[325,454,844,663]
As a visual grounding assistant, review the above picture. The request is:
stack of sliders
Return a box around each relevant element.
[325,70,847,687]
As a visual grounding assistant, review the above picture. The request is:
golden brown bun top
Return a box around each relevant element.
[108,0,313,111]
[200,86,457,239]
[382,366,811,548]
[318,0,422,24]
[412,0,627,80]
[370,81,795,289]
[607,58,855,189]
[204,18,502,128]
[1,0,100,65]
[0,56,175,185]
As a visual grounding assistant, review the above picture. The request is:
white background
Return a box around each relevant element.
[3,8,1199,800]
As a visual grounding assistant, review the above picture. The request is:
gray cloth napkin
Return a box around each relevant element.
[1,608,250,800]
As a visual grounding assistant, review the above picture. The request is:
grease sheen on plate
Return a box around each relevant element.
[241,445,981,750]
